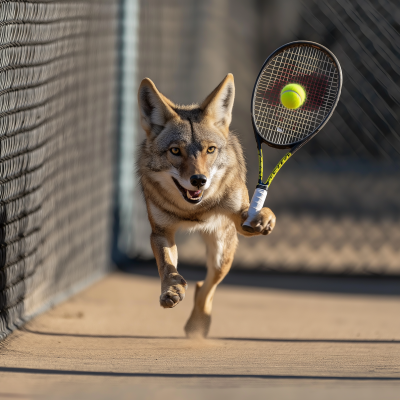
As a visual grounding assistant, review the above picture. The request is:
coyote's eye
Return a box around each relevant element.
[207,146,216,154]
[170,148,181,155]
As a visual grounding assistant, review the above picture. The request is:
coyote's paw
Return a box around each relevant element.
[184,281,211,339]
[184,312,211,339]
[160,273,187,308]
[242,207,276,236]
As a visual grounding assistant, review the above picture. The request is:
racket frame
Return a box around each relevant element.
[251,40,343,153]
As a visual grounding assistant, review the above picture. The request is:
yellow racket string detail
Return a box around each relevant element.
[264,152,292,186]
[258,147,263,182]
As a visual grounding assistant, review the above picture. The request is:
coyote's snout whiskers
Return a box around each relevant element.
[137,73,276,338]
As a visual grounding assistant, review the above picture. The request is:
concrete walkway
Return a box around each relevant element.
[1,267,400,399]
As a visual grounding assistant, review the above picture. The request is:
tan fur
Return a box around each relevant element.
[137,74,276,338]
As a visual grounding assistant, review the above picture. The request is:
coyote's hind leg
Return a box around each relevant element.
[184,218,238,338]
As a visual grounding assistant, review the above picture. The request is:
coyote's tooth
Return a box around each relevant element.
[187,190,192,199]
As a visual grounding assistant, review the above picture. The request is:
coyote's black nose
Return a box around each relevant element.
[190,174,207,188]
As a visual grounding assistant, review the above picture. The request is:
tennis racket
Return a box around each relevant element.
[242,41,343,233]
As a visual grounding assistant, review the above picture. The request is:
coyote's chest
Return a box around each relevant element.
[148,200,229,233]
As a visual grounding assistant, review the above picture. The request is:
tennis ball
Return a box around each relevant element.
[280,84,306,109]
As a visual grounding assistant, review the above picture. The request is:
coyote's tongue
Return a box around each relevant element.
[187,189,202,199]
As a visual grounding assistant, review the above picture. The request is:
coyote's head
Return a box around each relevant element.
[138,74,236,207]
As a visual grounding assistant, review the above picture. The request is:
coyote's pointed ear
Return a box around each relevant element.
[200,73,235,134]
[138,78,177,138]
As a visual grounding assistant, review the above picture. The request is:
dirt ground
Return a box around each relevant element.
[1,267,400,399]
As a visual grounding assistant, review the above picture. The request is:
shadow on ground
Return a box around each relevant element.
[118,261,400,296]
[1,366,400,381]
[19,328,400,344]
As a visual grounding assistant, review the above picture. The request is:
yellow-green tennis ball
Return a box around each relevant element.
[280,84,306,109]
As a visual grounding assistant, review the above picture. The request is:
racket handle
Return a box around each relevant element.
[242,186,268,233]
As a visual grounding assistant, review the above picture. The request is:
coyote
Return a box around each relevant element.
[137,74,276,338]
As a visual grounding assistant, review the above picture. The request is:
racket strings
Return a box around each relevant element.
[254,45,340,146]
[257,48,327,143]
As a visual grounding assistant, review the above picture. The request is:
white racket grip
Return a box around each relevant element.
[243,187,268,231]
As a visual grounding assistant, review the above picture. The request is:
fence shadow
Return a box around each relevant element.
[20,328,400,344]
[1,366,399,381]
[119,262,400,296]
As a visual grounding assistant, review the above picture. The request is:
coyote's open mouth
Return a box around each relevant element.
[172,178,204,204]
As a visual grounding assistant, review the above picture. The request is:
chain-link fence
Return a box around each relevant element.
[0,1,118,339]
[119,0,399,274]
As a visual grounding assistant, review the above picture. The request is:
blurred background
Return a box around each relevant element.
[0,0,399,338]
[119,0,400,274]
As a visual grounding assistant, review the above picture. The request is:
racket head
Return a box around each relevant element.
[251,41,342,150]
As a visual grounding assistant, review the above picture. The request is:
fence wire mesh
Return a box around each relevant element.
[0,1,118,339]
[127,0,400,274]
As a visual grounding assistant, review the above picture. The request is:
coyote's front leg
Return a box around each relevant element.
[150,229,187,308]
